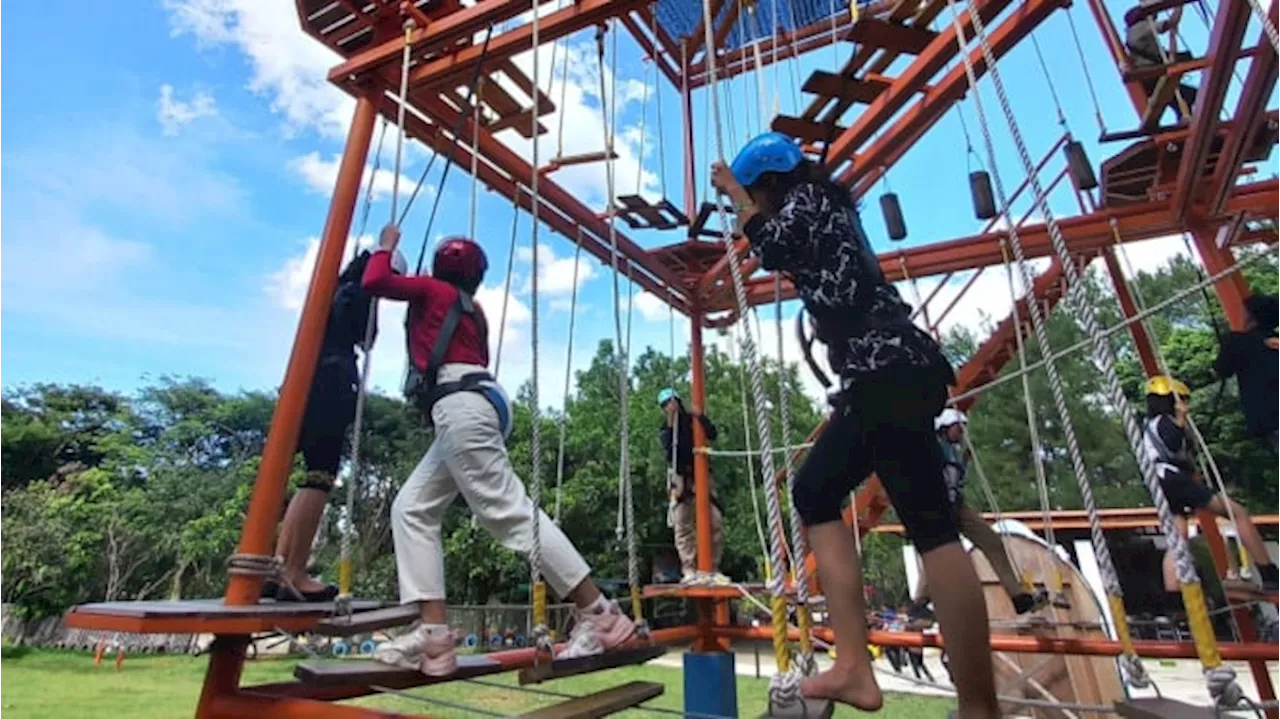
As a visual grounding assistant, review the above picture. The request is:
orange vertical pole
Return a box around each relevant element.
[1189,225,1252,331]
[224,94,379,606]
[1103,248,1161,377]
[689,306,729,650]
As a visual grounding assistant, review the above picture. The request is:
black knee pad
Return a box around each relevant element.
[297,471,335,493]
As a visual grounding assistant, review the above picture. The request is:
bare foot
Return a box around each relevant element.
[800,664,883,711]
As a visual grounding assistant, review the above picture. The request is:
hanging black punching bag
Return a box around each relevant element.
[881,192,907,241]
[1064,140,1098,191]
[969,170,997,220]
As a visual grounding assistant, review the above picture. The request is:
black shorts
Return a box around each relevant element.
[298,358,358,475]
[1159,469,1215,516]
[792,369,958,554]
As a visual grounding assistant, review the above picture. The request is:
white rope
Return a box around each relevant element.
[941,0,1147,687]
[553,227,585,525]
[493,202,521,379]
[527,0,548,650]
[730,321,776,579]
[699,0,796,703]
[1244,0,1280,54]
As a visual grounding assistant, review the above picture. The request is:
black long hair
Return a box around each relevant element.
[748,159,855,214]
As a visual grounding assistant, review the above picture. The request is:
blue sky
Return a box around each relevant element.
[3,0,1274,406]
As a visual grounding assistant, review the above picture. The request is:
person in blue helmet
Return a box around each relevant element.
[656,388,725,585]
[711,133,998,716]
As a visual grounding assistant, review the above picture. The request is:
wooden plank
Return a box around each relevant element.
[1115,697,1218,719]
[801,71,891,105]
[847,17,939,55]
[295,654,504,689]
[760,697,835,718]
[517,644,666,685]
[772,116,842,144]
[517,681,663,719]
[313,604,421,637]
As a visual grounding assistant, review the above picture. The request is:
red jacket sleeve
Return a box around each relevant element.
[362,250,445,301]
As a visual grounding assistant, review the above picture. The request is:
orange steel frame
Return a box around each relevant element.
[54,0,1275,716]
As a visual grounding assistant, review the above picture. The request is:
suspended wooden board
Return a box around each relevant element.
[1114,697,1218,718]
[540,150,620,174]
[801,70,891,105]
[760,697,835,718]
[517,681,664,719]
[63,598,384,636]
[614,195,689,231]
[970,532,1124,718]
[295,654,505,689]
[313,603,421,637]
[518,644,666,684]
[846,17,939,55]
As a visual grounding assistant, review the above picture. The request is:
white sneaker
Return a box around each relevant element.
[680,570,700,585]
[373,624,429,670]
[556,600,637,660]
[705,572,731,586]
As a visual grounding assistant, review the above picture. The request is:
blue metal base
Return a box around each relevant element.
[684,651,738,717]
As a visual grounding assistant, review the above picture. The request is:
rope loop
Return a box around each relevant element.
[226,553,281,578]
[531,623,554,654]
[1206,665,1243,708]
[767,670,804,711]
[1120,654,1151,689]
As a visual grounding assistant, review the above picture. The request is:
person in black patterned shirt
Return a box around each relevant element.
[712,132,998,717]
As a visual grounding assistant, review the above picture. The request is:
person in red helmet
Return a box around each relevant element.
[363,223,635,677]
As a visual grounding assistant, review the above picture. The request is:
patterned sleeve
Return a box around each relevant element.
[742,184,826,272]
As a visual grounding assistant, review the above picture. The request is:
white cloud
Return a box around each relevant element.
[514,242,597,296]
[164,0,353,138]
[633,291,670,322]
[290,152,431,202]
[157,84,218,135]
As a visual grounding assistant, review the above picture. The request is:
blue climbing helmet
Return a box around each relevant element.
[730,132,805,188]
[657,388,679,407]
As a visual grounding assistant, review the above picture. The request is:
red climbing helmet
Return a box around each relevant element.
[432,236,488,287]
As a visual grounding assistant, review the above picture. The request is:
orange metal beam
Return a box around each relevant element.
[715,625,1280,661]
[402,0,651,91]
[1103,247,1160,376]
[821,0,1021,172]
[1206,30,1278,216]
[1170,0,1252,220]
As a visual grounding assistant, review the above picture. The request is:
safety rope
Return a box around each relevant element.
[729,320,777,582]
[527,0,549,653]
[952,0,1239,703]
[493,203,521,380]
[1063,10,1107,136]
[698,0,796,705]
[1244,0,1279,54]
[553,227,585,525]
[941,0,1151,690]
[596,21,644,629]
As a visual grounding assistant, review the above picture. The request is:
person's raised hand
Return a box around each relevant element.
[379,223,401,251]
[710,161,741,197]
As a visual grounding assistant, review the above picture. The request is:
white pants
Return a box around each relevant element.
[391,364,591,602]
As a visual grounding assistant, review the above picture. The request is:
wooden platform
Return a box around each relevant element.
[296,654,507,690]
[517,644,666,684]
[64,598,385,635]
[313,604,420,637]
[518,681,663,719]
[1115,697,1218,718]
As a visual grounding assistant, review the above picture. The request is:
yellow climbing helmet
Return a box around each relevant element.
[1145,375,1190,397]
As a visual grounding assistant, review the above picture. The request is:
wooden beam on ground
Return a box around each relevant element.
[313,604,420,637]
[517,681,664,719]
[518,644,666,684]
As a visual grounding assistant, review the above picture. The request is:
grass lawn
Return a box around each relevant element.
[0,646,955,718]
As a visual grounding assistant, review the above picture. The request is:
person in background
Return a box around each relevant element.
[1214,294,1278,451]
[909,409,1048,620]
[712,131,997,717]
[1141,375,1277,593]
[366,224,635,677]
[657,388,727,586]
[267,249,396,602]
[1123,0,1196,123]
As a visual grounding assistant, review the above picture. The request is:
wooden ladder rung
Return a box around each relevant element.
[541,150,620,173]
[760,697,835,718]
[313,604,420,637]
[847,17,938,55]
[1115,697,1218,718]
[772,116,843,144]
[802,70,891,104]
[517,680,664,719]
[517,644,666,685]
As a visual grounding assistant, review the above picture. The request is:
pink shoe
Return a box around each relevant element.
[557,600,637,660]
[372,624,457,677]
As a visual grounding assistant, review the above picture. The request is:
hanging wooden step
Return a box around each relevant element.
[1115,697,1218,718]
[760,697,835,718]
[1222,578,1279,606]
[517,644,666,685]
[295,654,506,689]
[313,604,420,637]
[689,201,734,239]
[847,17,939,55]
[772,116,844,145]
[801,70,892,105]
[517,681,664,719]
[614,195,689,231]
[540,150,620,174]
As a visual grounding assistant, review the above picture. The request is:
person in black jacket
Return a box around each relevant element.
[268,249,397,602]
[657,388,726,585]
[1214,294,1278,450]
